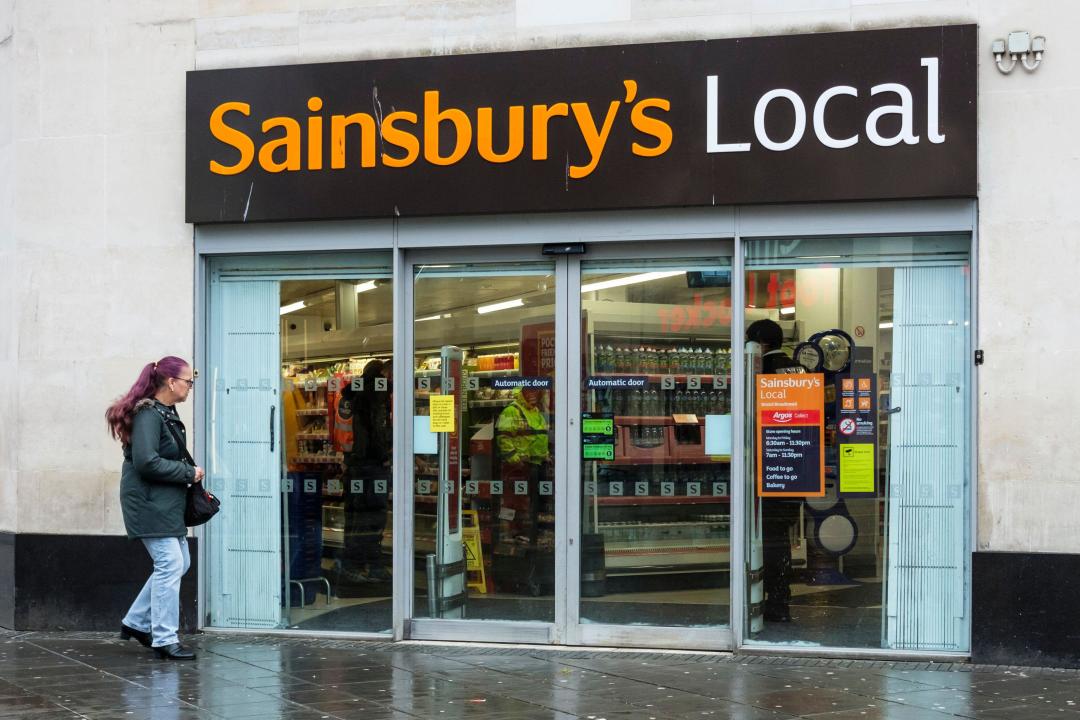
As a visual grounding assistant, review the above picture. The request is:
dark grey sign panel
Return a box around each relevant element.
[186,25,976,223]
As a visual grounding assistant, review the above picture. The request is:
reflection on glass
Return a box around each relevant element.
[280,275,394,633]
[743,234,971,651]
[579,258,733,628]
[413,262,557,622]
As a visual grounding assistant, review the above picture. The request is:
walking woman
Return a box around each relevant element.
[106,356,202,660]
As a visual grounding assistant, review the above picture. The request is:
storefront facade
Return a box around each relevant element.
[2,1,1077,669]
[187,26,977,657]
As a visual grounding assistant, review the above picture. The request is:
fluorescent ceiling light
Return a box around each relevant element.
[416,313,447,322]
[779,306,795,315]
[355,280,378,293]
[280,300,306,315]
[879,321,894,329]
[477,298,524,314]
[580,270,684,294]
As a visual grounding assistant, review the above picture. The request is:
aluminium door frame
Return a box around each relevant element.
[193,227,395,638]
[191,199,977,657]
[564,239,737,651]
[403,244,565,644]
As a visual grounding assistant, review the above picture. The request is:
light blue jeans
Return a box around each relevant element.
[122,537,190,648]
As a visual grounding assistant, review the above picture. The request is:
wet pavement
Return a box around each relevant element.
[2,631,1079,719]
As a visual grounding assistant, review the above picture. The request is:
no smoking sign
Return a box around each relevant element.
[839,418,857,435]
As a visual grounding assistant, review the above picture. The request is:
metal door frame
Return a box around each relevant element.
[403,245,565,644]
[564,240,737,650]
[191,199,977,658]
[194,240,397,639]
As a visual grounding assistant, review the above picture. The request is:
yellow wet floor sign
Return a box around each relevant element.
[462,510,486,594]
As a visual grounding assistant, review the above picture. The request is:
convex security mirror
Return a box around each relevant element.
[793,329,854,374]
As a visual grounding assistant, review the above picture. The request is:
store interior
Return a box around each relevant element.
[279,276,395,632]
[272,260,738,633]
[269,245,966,649]
[745,266,894,648]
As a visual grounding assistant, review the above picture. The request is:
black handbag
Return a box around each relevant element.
[157,408,221,527]
[183,483,221,527]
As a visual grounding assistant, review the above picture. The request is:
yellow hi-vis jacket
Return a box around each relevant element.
[496,390,549,465]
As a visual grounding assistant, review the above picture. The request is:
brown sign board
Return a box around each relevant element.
[186,25,976,224]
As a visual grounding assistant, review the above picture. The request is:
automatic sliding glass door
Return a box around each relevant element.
[567,247,735,648]
[410,258,558,635]
[404,244,735,648]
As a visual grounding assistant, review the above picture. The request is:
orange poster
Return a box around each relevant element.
[756,374,825,497]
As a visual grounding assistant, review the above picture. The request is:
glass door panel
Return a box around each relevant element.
[279,273,394,633]
[579,258,733,628]
[412,261,557,622]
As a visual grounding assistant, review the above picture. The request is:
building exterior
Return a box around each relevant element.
[1,1,1077,668]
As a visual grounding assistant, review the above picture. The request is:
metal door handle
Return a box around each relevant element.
[270,406,276,452]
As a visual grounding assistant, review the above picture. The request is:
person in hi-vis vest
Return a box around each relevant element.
[496,387,550,539]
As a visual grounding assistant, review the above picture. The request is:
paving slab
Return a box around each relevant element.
[2,632,1079,719]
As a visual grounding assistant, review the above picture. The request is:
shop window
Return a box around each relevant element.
[204,254,394,633]
[742,234,971,651]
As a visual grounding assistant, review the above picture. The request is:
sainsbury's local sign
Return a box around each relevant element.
[185,25,976,224]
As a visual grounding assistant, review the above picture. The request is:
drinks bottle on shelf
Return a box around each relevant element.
[647,388,660,416]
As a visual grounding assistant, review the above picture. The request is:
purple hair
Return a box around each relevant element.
[106,356,189,445]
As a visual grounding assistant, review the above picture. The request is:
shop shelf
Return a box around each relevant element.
[293,454,342,464]
[605,456,728,466]
[295,432,329,440]
[670,424,709,460]
[296,408,329,416]
[591,373,732,384]
[469,399,513,408]
[596,495,729,506]
[616,425,669,462]
[615,415,675,426]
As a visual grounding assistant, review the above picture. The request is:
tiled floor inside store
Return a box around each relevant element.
[2,630,1078,719]
[288,580,880,646]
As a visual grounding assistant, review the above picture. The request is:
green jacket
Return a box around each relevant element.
[496,391,549,465]
[119,399,195,539]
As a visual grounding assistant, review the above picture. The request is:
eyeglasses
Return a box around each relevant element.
[172,377,195,388]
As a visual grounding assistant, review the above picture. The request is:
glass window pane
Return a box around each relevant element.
[280,274,394,633]
[203,253,395,634]
[579,258,733,628]
[413,261,557,622]
[742,234,971,651]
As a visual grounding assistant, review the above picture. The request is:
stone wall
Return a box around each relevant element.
[6,0,1078,554]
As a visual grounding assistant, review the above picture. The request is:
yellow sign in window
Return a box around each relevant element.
[839,443,875,493]
[429,394,456,433]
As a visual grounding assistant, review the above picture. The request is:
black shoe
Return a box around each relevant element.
[153,643,195,661]
[763,609,792,622]
[367,566,392,582]
[119,624,152,648]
